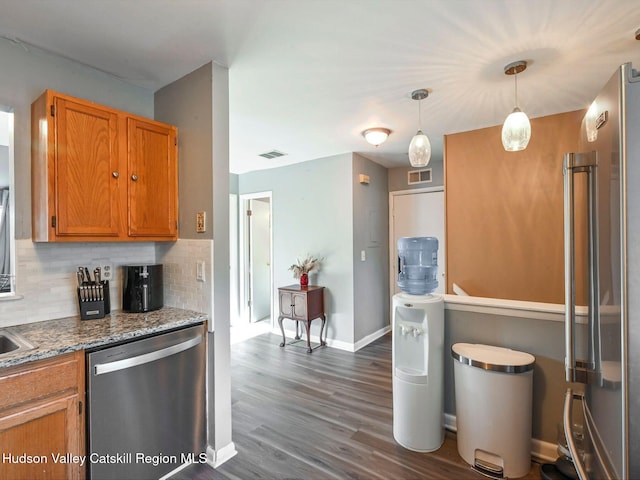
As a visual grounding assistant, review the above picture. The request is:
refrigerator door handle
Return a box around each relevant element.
[564,388,588,480]
[563,152,599,384]
[564,388,618,480]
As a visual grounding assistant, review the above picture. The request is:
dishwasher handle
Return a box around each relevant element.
[94,334,203,376]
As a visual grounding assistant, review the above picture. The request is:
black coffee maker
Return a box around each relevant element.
[122,264,163,312]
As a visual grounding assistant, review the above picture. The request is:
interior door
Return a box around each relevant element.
[390,189,445,296]
[249,198,271,322]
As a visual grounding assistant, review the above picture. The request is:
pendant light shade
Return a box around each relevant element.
[502,61,531,152]
[409,89,432,167]
[502,107,531,152]
[409,130,431,167]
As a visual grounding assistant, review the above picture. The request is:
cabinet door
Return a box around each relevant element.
[0,394,82,480]
[54,97,120,237]
[127,118,178,238]
[279,291,293,317]
[292,293,308,319]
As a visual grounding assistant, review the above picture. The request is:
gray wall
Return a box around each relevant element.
[388,159,444,192]
[444,310,569,444]
[229,173,239,195]
[239,154,355,344]
[0,37,153,240]
[155,63,214,239]
[239,153,391,348]
[352,153,390,340]
[154,62,233,460]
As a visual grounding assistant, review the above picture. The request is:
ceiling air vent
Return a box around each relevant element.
[408,168,432,185]
[258,150,287,159]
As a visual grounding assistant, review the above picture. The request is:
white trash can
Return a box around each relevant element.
[452,343,535,479]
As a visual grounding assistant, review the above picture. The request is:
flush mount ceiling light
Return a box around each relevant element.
[408,89,432,167]
[362,127,391,146]
[502,60,531,152]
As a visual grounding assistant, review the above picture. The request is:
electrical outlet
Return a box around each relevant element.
[101,264,113,281]
[93,259,113,281]
[196,211,206,233]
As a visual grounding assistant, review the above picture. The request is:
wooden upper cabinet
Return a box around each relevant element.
[31,90,178,242]
[127,118,178,238]
[54,97,121,237]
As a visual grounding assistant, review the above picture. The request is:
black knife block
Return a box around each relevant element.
[78,281,111,320]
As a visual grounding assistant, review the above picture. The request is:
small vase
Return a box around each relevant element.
[300,273,309,286]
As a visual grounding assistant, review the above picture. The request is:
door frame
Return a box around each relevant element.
[239,191,273,325]
[388,186,445,304]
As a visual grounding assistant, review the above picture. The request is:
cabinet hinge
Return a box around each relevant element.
[246,209,252,217]
[51,215,56,227]
[50,105,55,117]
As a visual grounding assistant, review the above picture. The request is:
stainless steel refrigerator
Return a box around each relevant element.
[563,62,640,479]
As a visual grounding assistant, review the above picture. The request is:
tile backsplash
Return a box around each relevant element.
[156,239,213,317]
[0,240,156,327]
[0,239,213,328]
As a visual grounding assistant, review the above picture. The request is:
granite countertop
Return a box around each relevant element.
[0,307,208,369]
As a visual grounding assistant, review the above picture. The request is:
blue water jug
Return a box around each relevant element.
[397,237,438,295]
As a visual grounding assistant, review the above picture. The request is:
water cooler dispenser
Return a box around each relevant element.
[392,237,444,452]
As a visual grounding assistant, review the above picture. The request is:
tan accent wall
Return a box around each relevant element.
[444,109,587,304]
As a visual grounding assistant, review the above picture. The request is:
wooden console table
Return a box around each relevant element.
[277,285,326,353]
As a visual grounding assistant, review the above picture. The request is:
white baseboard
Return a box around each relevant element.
[444,413,557,464]
[352,325,391,351]
[206,442,237,468]
[531,438,558,463]
[272,325,391,352]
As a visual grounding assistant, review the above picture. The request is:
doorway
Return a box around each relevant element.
[239,192,273,333]
[389,187,445,300]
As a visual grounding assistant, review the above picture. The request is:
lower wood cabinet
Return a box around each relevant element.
[0,351,85,480]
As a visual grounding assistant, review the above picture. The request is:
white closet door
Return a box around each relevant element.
[391,189,445,295]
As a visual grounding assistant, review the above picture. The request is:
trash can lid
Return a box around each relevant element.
[451,343,535,373]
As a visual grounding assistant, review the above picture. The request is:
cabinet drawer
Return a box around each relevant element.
[0,352,81,411]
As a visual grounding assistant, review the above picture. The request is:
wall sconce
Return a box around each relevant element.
[362,127,391,146]
[408,89,432,167]
[502,60,531,152]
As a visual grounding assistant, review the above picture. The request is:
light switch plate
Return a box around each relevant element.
[196,211,206,233]
[196,261,205,282]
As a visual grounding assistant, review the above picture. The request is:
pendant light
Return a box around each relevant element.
[408,89,431,167]
[502,60,531,152]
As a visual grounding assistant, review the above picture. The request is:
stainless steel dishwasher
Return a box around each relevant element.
[86,324,206,480]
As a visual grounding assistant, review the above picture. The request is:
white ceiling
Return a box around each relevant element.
[1,1,639,173]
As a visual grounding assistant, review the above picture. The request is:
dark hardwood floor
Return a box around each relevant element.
[173,332,543,480]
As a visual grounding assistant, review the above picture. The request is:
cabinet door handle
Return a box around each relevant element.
[112,171,119,178]
[131,174,138,181]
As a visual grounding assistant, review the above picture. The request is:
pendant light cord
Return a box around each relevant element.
[514,73,519,108]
